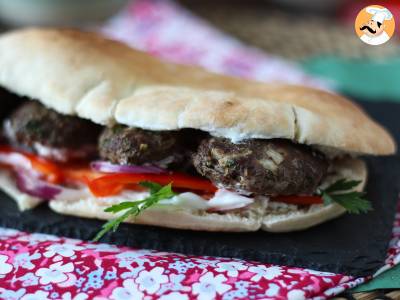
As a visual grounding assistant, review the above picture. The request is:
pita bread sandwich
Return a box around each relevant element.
[0,28,396,240]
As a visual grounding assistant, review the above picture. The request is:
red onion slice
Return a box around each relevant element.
[15,170,62,200]
[0,152,40,177]
[91,161,166,174]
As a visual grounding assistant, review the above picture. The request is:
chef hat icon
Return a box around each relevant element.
[366,6,393,24]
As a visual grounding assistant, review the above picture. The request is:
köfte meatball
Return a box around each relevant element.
[3,101,102,162]
[193,137,328,196]
[99,126,187,167]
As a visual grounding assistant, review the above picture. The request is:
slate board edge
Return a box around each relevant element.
[0,215,378,276]
[0,190,394,278]
[0,100,398,278]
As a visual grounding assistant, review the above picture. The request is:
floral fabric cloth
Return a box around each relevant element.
[101,0,329,89]
[0,217,399,300]
[0,229,373,300]
[0,0,398,299]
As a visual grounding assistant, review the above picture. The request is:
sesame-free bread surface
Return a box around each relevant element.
[0,28,395,155]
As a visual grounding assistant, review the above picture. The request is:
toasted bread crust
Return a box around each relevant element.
[0,28,395,155]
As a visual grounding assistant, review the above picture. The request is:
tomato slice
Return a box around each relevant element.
[0,146,217,197]
[272,195,323,205]
[0,146,63,183]
[88,173,218,197]
[63,166,104,183]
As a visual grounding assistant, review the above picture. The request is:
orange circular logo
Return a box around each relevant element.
[355,5,395,45]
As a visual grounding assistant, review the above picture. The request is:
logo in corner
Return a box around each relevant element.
[355,5,395,46]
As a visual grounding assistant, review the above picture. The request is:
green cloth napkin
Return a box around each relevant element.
[352,265,400,292]
[302,56,400,102]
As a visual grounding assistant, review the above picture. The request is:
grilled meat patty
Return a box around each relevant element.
[3,101,102,162]
[2,101,329,196]
[99,126,188,167]
[193,137,328,196]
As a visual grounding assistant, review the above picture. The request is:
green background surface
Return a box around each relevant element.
[303,56,400,102]
[353,265,400,292]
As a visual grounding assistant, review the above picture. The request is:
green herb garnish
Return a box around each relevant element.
[93,181,176,241]
[319,179,372,214]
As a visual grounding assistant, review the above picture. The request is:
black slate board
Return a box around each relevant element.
[0,100,399,277]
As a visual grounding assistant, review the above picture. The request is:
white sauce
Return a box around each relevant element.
[55,188,92,203]
[207,189,254,211]
[159,189,254,211]
[34,143,68,162]
[55,188,255,212]
[3,120,16,141]
[209,127,275,144]
[33,143,96,162]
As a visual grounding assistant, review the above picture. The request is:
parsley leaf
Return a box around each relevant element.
[140,181,163,194]
[320,179,372,214]
[324,192,372,214]
[93,182,176,242]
